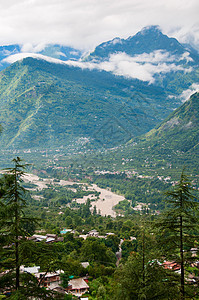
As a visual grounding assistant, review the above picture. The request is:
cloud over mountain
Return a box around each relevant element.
[3,50,193,84]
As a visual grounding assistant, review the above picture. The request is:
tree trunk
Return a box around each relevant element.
[180,189,184,300]
[180,215,184,300]
[15,239,19,290]
[14,167,20,290]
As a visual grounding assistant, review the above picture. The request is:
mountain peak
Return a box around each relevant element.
[86,25,192,62]
[126,25,163,42]
[137,25,162,35]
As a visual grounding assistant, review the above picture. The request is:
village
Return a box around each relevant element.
[3,227,196,299]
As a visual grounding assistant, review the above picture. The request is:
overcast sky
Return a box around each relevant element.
[0,0,198,51]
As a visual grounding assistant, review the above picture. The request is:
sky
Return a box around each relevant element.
[1,0,199,92]
[0,0,199,52]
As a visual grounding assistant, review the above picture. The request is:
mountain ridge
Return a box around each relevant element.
[94,92,199,178]
[86,26,199,63]
[0,26,199,151]
[142,91,199,153]
[0,57,173,150]
[0,44,83,71]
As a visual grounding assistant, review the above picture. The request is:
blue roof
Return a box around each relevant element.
[60,228,72,234]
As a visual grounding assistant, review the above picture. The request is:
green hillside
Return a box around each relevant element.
[0,27,199,151]
[143,92,199,152]
[0,57,177,150]
[111,92,199,176]
[71,92,199,180]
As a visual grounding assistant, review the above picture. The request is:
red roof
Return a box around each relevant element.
[163,261,180,270]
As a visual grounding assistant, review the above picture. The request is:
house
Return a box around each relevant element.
[35,270,64,290]
[163,261,180,271]
[28,234,61,243]
[45,234,58,243]
[20,266,64,290]
[60,228,73,235]
[30,234,47,242]
[79,234,88,240]
[81,262,89,269]
[190,248,198,257]
[52,286,66,295]
[67,278,89,297]
[88,229,99,237]
[106,232,115,237]
[98,235,106,239]
[46,234,57,239]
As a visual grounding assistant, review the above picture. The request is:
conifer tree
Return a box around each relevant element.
[112,223,177,299]
[156,170,199,299]
[0,158,67,299]
[0,158,37,296]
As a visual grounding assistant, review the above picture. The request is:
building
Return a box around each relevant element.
[35,270,64,290]
[163,261,180,271]
[81,262,90,269]
[88,229,99,237]
[28,233,63,243]
[67,278,89,297]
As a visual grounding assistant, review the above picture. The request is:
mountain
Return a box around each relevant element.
[39,45,82,61]
[85,26,199,94]
[137,91,199,151]
[0,26,199,151]
[1,26,199,94]
[0,57,178,150]
[0,44,21,70]
[86,26,199,62]
[0,44,83,71]
[111,92,199,176]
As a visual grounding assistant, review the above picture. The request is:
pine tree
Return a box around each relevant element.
[0,158,37,296]
[112,223,177,299]
[156,170,199,299]
[0,158,67,299]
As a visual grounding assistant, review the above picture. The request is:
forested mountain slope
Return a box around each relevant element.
[0,26,199,151]
[112,92,199,175]
[0,57,176,150]
[142,91,199,153]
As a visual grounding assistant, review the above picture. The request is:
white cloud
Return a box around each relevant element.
[96,52,192,83]
[179,83,199,102]
[21,43,46,53]
[0,0,198,52]
[3,50,192,84]
[2,53,67,65]
[180,52,193,62]
[126,50,178,63]
[55,51,66,57]
[130,50,193,64]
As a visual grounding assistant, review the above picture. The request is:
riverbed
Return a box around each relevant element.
[23,173,124,217]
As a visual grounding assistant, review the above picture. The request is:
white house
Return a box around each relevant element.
[67,278,89,297]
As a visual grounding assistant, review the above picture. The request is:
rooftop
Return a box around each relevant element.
[68,278,89,290]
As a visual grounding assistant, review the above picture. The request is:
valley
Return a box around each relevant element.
[23,172,125,217]
[0,25,199,299]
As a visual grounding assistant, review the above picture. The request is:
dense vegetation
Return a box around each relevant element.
[0,57,172,150]
[0,27,199,151]
[0,159,198,299]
